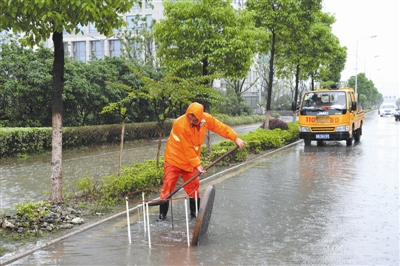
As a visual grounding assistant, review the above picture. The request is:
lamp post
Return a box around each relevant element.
[355,35,377,95]
[364,55,379,74]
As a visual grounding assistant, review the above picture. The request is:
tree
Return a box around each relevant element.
[108,61,221,169]
[275,6,347,122]
[246,0,301,130]
[223,76,260,116]
[215,85,253,116]
[100,79,138,176]
[347,73,379,108]
[63,57,123,126]
[155,0,261,151]
[154,0,260,98]
[272,0,325,123]
[118,15,158,68]
[247,0,346,125]
[0,39,53,127]
[306,12,346,89]
[0,41,159,127]
[0,0,141,204]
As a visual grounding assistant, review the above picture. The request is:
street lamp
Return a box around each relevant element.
[355,35,377,95]
[364,55,379,73]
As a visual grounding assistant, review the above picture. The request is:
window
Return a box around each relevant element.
[90,40,104,60]
[145,14,152,29]
[126,16,137,30]
[63,42,69,57]
[109,40,122,57]
[89,23,98,33]
[77,23,87,34]
[0,30,8,45]
[134,41,143,61]
[132,2,140,9]
[220,79,227,90]
[73,41,86,62]
[348,92,353,107]
[232,0,244,9]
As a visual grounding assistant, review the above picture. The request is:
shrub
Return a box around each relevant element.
[98,159,163,206]
[14,201,51,224]
[200,140,248,166]
[269,118,289,130]
[259,118,289,130]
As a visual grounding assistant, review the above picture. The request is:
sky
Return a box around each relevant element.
[322,0,399,101]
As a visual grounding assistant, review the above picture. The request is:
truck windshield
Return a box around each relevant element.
[301,91,346,111]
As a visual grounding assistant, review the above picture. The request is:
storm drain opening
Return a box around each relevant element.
[125,185,216,247]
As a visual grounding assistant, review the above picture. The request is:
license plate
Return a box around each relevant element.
[316,116,329,123]
[316,134,329,139]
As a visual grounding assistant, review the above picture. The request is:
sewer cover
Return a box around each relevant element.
[191,184,215,246]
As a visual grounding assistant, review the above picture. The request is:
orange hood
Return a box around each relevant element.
[186,102,204,125]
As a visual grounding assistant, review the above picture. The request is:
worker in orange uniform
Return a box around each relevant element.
[158,102,246,221]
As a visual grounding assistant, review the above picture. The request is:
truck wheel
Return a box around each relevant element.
[354,126,362,142]
[304,139,311,146]
[346,137,353,146]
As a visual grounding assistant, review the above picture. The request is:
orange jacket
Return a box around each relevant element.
[164,102,238,172]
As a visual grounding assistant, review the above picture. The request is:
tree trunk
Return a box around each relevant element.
[156,123,163,169]
[50,32,64,204]
[311,74,315,91]
[264,30,276,131]
[293,65,300,124]
[206,130,211,153]
[201,59,212,153]
[118,118,126,176]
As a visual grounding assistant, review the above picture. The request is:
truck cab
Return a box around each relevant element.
[296,85,364,146]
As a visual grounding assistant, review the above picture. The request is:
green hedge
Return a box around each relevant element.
[241,122,299,154]
[62,122,174,149]
[0,115,267,158]
[0,122,173,158]
[0,128,52,158]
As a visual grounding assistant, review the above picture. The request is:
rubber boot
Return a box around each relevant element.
[157,200,169,222]
[189,198,201,218]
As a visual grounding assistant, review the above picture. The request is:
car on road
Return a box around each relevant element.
[394,110,400,121]
[379,103,397,117]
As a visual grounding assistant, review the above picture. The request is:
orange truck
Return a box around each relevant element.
[295,85,365,146]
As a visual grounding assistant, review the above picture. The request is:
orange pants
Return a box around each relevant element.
[160,162,200,200]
